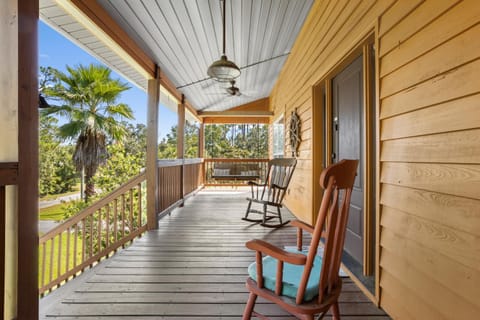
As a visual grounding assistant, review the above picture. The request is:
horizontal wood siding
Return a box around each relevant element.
[270,0,480,318]
[270,0,394,225]
[378,0,480,318]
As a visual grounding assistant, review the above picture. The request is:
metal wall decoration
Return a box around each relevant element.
[289,108,301,157]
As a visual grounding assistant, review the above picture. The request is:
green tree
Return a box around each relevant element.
[204,124,233,158]
[94,123,146,193]
[42,64,133,201]
[158,121,201,159]
[204,124,268,158]
[158,126,178,159]
[39,114,77,196]
[185,121,199,158]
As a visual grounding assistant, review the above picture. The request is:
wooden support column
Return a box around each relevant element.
[17,0,39,318]
[199,122,205,185]
[146,68,160,230]
[177,95,186,159]
[177,96,185,199]
[198,122,205,158]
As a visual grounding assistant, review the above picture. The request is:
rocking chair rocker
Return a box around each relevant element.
[242,159,359,320]
[242,158,297,228]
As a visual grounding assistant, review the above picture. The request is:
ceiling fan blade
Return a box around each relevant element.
[176,76,213,89]
[239,52,290,70]
[176,52,290,89]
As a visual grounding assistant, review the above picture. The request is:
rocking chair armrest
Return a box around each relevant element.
[290,219,315,251]
[290,220,314,234]
[245,239,307,265]
[248,181,265,187]
[270,183,287,190]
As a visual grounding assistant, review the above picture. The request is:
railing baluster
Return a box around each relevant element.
[89,214,94,259]
[65,226,70,275]
[129,189,133,233]
[73,224,78,268]
[137,183,142,229]
[114,198,118,242]
[49,238,54,283]
[106,204,110,247]
[57,233,62,280]
[97,208,102,256]
[121,194,126,238]
[82,218,86,264]
[41,242,46,288]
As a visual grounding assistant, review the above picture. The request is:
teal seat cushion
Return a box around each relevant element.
[247,249,322,302]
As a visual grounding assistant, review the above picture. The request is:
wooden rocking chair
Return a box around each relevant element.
[242,158,297,228]
[242,159,359,320]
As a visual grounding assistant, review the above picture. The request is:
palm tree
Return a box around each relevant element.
[42,64,133,201]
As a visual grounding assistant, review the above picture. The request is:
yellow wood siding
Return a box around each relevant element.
[270,0,480,318]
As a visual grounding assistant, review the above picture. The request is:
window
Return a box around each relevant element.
[273,116,284,158]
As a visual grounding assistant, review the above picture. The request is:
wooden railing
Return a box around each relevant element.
[204,158,269,185]
[0,162,18,316]
[183,159,203,195]
[157,159,203,214]
[157,160,182,213]
[39,172,147,295]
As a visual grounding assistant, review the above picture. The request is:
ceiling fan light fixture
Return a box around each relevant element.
[207,0,241,82]
[207,55,241,82]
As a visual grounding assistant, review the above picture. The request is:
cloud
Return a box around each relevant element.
[39,53,49,59]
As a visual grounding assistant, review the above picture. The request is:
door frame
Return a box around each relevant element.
[312,31,378,302]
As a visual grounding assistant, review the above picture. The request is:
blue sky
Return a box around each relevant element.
[39,21,177,140]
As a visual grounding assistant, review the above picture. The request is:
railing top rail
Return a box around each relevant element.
[184,158,203,165]
[204,158,269,163]
[0,162,19,185]
[39,171,146,243]
[157,158,203,167]
[157,159,183,167]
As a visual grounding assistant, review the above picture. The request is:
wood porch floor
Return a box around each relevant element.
[40,188,390,319]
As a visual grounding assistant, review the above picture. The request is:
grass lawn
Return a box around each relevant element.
[40,184,80,201]
[39,232,83,289]
[39,203,65,221]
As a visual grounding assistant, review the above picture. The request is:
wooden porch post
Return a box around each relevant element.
[17,0,39,318]
[177,95,185,199]
[199,122,205,185]
[199,122,205,158]
[177,95,186,159]
[146,68,160,230]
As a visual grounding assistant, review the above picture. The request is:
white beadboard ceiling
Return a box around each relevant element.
[40,0,313,112]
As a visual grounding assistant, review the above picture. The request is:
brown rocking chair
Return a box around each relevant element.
[242,158,297,228]
[242,159,359,319]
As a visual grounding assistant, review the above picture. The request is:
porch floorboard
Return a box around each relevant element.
[40,189,390,319]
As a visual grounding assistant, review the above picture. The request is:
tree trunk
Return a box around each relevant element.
[80,166,85,201]
[84,172,96,202]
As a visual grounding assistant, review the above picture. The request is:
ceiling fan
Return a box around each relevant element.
[225,80,240,96]
[176,52,290,89]
[204,80,241,97]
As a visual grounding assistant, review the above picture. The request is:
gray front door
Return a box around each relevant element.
[332,55,364,265]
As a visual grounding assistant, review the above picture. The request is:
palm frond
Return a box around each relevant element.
[105,103,134,120]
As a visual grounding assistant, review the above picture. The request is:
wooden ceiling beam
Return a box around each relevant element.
[198,110,273,117]
[203,116,270,124]
[229,97,270,112]
[198,97,272,119]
